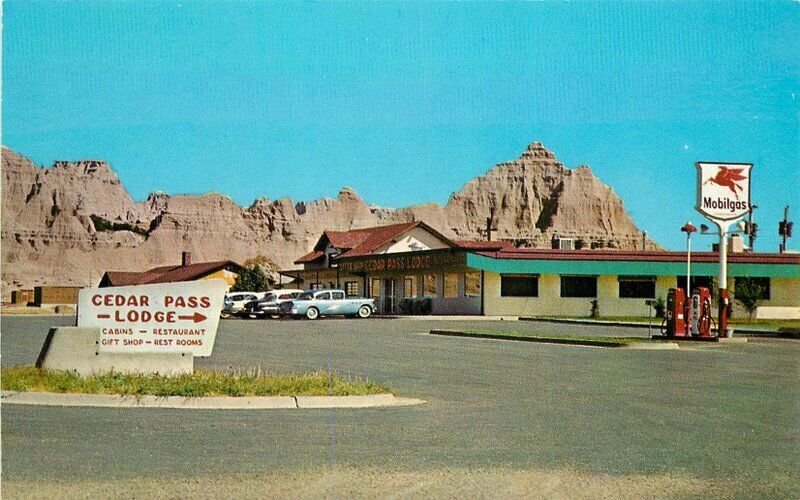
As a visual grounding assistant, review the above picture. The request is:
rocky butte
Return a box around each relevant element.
[1,142,658,294]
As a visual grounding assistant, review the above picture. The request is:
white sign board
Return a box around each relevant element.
[695,162,753,226]
[77,279,227,357]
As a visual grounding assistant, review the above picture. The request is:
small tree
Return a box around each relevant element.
[654,296,666,318]
[733,278,764,322]
[590,299,600,319]
[231,266,271,293]
[243,255,278,273]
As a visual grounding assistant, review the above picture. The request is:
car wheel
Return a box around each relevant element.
[306,307,320,320]
[220,310,231,319]
[357,305,372,319]
[269,314,280,319]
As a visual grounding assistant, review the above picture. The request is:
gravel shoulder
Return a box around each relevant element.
[1,467,742,499]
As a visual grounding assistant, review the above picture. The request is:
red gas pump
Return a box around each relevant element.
[663,288,688,337]
[690,287,713,337]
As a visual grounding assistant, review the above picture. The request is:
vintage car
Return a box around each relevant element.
[221,291,267,318]
[279,290,376,319]
[241,289,304,319]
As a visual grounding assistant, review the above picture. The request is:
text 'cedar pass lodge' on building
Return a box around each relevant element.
[279,222,800,319]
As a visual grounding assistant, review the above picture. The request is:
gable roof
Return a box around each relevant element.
[294,250,326,264]
[336,221,457,259]
[101,260,245,287]
[321,229,373,251]
[295,223,515,264]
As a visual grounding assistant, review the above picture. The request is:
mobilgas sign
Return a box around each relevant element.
[337,250,467,274]
[77,279,227,357]
[695,162,753,223]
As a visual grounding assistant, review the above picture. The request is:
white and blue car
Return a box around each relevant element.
[279,290,376,319]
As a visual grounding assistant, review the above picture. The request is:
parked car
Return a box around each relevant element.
[279,290,376,319]
[221,292,267,318]
[241,289,304,319]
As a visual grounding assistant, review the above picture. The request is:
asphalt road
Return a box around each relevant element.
[2,315,798,497]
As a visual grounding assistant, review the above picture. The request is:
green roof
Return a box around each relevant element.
[466,253,799,278]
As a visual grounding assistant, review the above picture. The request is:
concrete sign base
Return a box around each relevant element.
[36,327,193,377]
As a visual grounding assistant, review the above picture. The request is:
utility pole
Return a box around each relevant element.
[748,204,758,251]
[485,207,497,242]
[779,205,791,253]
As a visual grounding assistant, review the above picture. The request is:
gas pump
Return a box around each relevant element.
[663,288,688,337]
[691,287,713,337]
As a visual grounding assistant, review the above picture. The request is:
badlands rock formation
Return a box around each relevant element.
[1,142,657,293]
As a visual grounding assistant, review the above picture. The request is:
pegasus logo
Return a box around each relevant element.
[704,167,748,200]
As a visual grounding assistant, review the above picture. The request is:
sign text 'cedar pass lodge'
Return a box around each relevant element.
[77,279,227,357]
[337,250,467,274]
[695,162,753,224]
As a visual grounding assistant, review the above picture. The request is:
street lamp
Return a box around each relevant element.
[681,222,697,296]
[681,222,698,336]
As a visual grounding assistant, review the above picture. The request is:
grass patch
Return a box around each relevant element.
[430,329,659,347]
[1,366,390,397]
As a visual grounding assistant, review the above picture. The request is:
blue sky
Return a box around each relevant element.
[3,1,798,250]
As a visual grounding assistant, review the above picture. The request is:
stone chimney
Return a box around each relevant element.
[182,251,192,267]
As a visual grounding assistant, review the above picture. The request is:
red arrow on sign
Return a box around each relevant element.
[178,312,207,323]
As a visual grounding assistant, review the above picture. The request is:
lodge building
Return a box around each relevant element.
[279,222,800,319]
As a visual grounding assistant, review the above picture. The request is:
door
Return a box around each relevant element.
[383,279,395,314]
[315,291,332,314]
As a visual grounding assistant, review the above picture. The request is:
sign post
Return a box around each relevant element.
[77,279,228,357]
[695,162,753,338]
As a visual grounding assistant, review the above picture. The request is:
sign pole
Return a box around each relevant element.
[717,222,731,337]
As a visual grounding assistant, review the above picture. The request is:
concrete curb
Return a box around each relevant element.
[429,329,679,350]
[380,315,519,321]
[519,317,795,337]
[0,391,425,410]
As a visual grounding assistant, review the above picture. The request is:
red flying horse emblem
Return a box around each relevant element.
[704,167,748,200]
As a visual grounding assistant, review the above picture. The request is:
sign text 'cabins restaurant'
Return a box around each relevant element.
[279,222,800,319]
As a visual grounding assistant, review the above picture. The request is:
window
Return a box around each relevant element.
[465,271,481,297]
[344,281,359,297]
[423,274,437,297]
[277,293,292,300]
[316,292,331,300]
[404,277,415,298]
[331,291,345,300]
[501,275,538,297]
[370,278,381,299]
[734,277,770,300]
[444,273,458,298]
[618,276,656,299]
[561,276,597,298]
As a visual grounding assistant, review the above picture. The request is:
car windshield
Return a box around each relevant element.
[297,293,314,300]
[263,293,276,302]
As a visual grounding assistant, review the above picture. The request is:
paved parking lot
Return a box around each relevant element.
[2,315,798,497]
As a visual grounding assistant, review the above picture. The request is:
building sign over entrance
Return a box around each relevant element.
[695,162,753,224]
[337,250,467,275]
[77,279,227,357]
